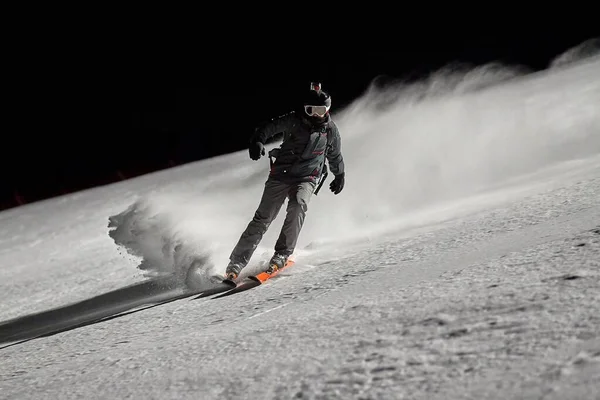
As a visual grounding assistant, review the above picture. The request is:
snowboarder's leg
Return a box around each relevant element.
[227,178,290,277]
[270,181,316,271]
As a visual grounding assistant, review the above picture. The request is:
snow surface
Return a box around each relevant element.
[0,44,599,399]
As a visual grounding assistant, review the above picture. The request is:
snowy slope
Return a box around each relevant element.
[0,45,599,399]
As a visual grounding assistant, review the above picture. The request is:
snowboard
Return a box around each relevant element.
[192,258,295,300]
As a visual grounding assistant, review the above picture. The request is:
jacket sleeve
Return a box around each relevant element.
[250,112,297,145]
[327,120,345,176]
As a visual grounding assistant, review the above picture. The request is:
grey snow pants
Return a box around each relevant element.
[229,177,317,268]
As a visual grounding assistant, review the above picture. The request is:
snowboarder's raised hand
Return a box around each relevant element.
[330,172,345,195]
[249,141,265,160]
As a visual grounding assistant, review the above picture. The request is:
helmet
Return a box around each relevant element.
[303,82,331,118]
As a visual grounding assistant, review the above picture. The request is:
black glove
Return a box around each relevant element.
[249,141,265,160]
[330,172,345,195]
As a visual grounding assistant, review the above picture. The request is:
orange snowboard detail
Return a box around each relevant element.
[254,259,295,283]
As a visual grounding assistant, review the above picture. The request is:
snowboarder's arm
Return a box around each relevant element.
[250,112,296,145]
[327,121,345,176]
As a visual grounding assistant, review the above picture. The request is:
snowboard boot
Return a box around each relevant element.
[266,253,288,274]
[225,261,243,280]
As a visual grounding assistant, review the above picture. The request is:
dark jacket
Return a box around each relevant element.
[251,110,345,183]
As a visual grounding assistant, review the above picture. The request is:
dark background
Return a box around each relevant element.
[2,27,598,212]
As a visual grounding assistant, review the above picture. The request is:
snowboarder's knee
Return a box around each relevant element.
[289,195,309,213]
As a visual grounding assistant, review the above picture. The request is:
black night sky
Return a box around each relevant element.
[1,25,598,211]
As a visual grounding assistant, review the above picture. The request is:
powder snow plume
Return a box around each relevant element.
[108,39,600,283]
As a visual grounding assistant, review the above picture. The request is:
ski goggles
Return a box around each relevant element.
[304,105,329,117]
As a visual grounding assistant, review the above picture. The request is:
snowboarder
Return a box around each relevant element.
[224,82,345,280]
